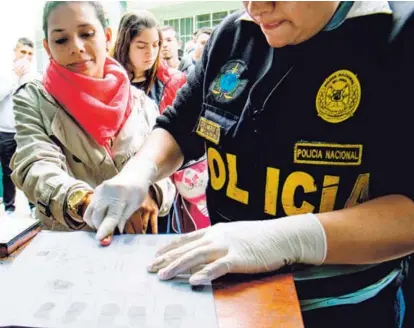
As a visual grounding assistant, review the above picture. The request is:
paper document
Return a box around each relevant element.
[0,260,10,274]
[0,232,218,328]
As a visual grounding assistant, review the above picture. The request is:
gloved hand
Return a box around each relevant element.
[83,157,158,241]
[147,213,327,285]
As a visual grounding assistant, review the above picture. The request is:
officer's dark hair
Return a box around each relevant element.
[42,1,107,40]
[16,37,34,48]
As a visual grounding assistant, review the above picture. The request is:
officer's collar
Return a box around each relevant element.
[323,1,354,31]
[324,1,392,31]
[237,1,392,27]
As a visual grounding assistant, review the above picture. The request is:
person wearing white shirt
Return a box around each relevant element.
[0,37,41,216]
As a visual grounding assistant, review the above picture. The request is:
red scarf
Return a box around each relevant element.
[43,57,133,147]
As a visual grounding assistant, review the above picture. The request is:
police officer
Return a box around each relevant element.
[85,2,414,327]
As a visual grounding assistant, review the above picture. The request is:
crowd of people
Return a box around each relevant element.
[1,1,414,327]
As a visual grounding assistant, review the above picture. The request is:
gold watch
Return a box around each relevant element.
[67,189,92,222]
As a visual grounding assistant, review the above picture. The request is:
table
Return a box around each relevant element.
[214,273,304,327]
[0,240,304,328]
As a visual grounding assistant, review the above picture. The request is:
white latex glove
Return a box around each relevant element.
[147,213,327,285]
[83,157,158,240]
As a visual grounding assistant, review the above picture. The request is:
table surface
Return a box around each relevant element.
[0,239,304,328]
[214,273,304,328]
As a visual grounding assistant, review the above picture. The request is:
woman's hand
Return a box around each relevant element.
[124,188,159,235]
[81,192,93,217]
[83,158,158,241]
[83,189,159,246]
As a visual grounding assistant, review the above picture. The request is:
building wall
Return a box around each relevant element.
[127,1,243,48]
[130,1,243,22]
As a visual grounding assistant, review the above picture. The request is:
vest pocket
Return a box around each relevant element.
[193,103,240,145]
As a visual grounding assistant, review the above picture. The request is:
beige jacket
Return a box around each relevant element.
[11,80,175,231]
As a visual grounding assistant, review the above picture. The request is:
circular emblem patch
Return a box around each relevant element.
[316,70,361,124]
[209,60,248,103]
[219,73,239,93]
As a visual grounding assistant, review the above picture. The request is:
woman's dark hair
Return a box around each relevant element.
[113,10,162,95]
[42,1,107,40]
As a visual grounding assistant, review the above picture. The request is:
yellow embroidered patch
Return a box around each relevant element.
[294,142,363,166]
[316,69,361,124]
[196,117,221,144]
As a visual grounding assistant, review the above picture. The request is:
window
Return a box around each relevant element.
[195,13,211,29]
[164,10,235,48]
[180,17,194,46]
[165,17,194,47]
[212,11,228,27]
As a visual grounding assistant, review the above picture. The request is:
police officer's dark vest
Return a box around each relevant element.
[191,7,413,300]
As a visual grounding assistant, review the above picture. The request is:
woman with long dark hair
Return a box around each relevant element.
[113,11,209,234]
[113,10,186,113]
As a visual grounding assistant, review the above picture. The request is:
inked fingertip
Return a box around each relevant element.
[100,235,113,247]
[100,239,110,247]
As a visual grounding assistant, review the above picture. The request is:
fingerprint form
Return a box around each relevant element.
[36,251,50,257]
[122,235,136,246]
[142,237,158,246]
[98,303,121,325]
[128,306,147,327]
[33,302,56,320]
[164,304,186,328]
[61,302,87,324]
[120,235,139,255]
[52,279,74,290]
[170,281,190,292]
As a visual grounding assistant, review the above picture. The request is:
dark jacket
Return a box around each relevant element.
[158,4,413,222]
[178,55,195,76]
